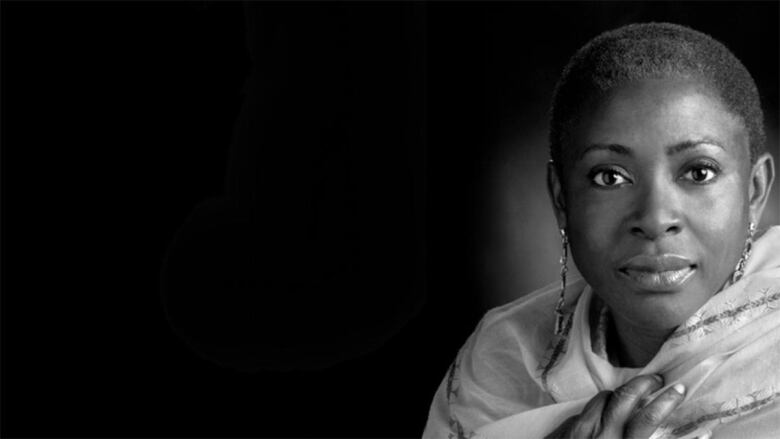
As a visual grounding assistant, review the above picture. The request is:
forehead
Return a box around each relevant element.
[566,78,749,163]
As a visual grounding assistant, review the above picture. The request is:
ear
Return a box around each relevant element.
[748,152,775,224]
[547,161,568,230]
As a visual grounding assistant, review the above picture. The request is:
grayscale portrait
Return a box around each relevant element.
[5,2,777,438]
[424,3,780,439]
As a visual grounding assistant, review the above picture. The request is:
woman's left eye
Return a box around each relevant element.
[682,165,718,183]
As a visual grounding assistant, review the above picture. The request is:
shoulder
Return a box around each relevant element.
[423,277,588,437]
[445,276,587,427]
[472,275,586,358]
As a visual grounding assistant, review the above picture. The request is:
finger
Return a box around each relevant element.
[624,383,686,439]
[543,415,579,439]
[601,374,664,429]
[570,390,611,437]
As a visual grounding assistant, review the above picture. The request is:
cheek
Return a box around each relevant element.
[690,182,749,266]
[566,196,626,259]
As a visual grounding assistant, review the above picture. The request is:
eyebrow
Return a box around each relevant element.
[577,143,631,160]
[577,139,726,161]
[666,139,726,155]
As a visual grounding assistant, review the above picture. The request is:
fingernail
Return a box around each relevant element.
[673,383,686,395]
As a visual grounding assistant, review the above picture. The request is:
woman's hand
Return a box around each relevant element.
[545,374,685,439]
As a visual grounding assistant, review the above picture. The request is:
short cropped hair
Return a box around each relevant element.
[549,22,766,178]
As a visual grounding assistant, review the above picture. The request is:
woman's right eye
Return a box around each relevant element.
[590,169,631,187]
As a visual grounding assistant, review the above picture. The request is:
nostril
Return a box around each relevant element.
[630,223,681,239]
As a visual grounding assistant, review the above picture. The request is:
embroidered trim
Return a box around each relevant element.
[446,359,460,401]
[592,300,610,360]
[448,416,475,439]
[670,288,780,340]
[447,416,474,439]
[539,312,574,397]
[671,391,780,437]
[445,355,474,439]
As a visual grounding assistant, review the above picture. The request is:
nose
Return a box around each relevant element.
[628,177,682,240]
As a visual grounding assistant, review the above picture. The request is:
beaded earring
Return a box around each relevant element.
[731,221,757,285]
[555,228,569,336]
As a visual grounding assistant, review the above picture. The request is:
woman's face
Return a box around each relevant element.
[550,77,771,332]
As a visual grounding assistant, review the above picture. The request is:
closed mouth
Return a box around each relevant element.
[618,254,697,291]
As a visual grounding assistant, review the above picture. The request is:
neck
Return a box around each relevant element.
[608,313,674,368]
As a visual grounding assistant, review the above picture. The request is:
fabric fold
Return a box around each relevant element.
[423,226,780,439]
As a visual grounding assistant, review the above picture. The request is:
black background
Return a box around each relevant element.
[2,1,777,437]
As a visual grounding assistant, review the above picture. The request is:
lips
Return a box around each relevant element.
[618,254,696,291]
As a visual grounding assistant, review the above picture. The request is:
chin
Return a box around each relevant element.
[622,292,709,332]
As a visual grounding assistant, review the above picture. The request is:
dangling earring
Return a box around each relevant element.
[731,221,757,285]
[555,228,569,336]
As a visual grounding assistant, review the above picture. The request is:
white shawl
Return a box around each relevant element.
[423,226,780,439]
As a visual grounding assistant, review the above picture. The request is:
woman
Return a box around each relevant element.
[423,23,778,439]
